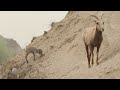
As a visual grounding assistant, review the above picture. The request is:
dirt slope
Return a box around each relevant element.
[1,11,120,79]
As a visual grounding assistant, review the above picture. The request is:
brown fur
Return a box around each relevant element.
[83,20,104,68]
[25,47,44,63]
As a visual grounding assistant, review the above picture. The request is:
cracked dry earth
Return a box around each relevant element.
[1,11,120,79]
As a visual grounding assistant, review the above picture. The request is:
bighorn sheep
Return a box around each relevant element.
[83,14,104,68]
[25,46,44,63]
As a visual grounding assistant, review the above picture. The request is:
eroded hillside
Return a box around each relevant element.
[1,11,120,79]
[0,35,21,64]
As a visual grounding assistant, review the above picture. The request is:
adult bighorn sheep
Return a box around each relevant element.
[25,46,44,63]
[83,14,104,68]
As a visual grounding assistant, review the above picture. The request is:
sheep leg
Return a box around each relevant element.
[33,53,35,61]
[85,44,91,68]
[40,53,44,57]
[96,45,100,65]
[90,46,94,66]
[25,53,29,63]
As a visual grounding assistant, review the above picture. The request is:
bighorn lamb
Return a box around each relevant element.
[25,46,44,63]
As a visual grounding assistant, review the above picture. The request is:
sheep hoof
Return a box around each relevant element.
[96,62,99,65]
[92,63,94,66]
[88,65,91,68]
